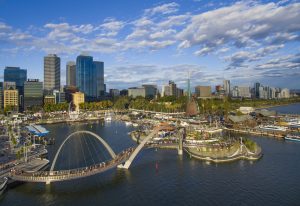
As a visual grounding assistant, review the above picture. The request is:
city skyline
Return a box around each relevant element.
[0,0,300,90]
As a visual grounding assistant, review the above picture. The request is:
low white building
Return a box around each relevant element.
[238,107,254,114]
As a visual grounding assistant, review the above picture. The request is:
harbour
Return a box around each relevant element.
[0,103,300,205]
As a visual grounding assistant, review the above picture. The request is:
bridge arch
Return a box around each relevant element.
[50,130,116,171]
[119,129,159,169]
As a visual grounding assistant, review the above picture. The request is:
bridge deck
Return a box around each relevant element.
[10,148,135,183]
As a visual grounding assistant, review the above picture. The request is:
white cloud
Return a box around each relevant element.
[149,29,176,39]
[158,14,190,28]
[177,2,300,55]
[99,18,125,37]
[144,2,179,16]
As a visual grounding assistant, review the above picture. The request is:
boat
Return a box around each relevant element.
[125,121,132,126]
[284,134,300,142]
[104,112,112,122]
[258,125,287,132]
[0,177,8,195]
[105,116,112,122]
[132,123,139,127]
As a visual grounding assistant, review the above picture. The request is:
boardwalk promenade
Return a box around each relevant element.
[224,128,286,139]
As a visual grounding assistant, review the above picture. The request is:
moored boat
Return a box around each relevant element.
[284,134,300,142]
[258,125,287,132]
[125,121,132,126]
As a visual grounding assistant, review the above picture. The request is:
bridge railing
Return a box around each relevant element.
[10,147,136,180]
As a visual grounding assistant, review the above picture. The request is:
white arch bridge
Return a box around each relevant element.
[10,129,161,184]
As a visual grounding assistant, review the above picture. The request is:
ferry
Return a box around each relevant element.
[258,125,287,132]
[284,134,300,142]
[0,177,8,195]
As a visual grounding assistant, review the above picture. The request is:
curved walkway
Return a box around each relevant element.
[10,147,134,184]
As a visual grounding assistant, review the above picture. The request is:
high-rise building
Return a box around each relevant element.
[162,85,171,97]
[4,67,27,88]
[176,88,184,98]
[4,66,27,111]
[195,86,212,98]
[279,88,290,98]
[232,86,251,98]
[66,61,76,87]
[162,81,183,98]
[142,84,157,98]
[44,54,61,92]
[76,55,104,101]
[72,92,85,112]
[269,87,276,99]
[223,80,230,96]
[0,82,3,109]
[254,82,261,98]
[169,80,177,96]
[4,88,18,111]
[24,79,43,110]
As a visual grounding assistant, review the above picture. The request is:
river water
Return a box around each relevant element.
[1,103,300,206]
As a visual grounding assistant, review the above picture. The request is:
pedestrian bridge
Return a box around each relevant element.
[10,129,160,184]
[10,147,134,184]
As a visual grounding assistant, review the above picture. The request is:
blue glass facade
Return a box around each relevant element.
[4,67,27,110]
[4,67,27,88]
[76,55,104,101]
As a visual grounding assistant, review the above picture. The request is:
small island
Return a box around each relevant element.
[184,129,262,163]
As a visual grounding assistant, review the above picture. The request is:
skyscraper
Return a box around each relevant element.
[169,80,177,96]
[254,82,261,98]
[4,67,27,88]
[93,61,105,97]
[0,82,3,109]
[76,55,104,101]
[66,61,76,87]
[4,66,27,111]
[44,54,60,93]
[223,80,230,96]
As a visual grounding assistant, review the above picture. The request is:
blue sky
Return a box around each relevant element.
[0,0,299,90]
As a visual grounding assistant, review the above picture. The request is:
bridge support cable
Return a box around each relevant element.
[50,131,117,172]
[83,134,96,166]
[79,133,88,168]
[88,136,101,164]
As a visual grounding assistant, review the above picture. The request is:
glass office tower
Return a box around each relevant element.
[4,66,27,111]
[76,55,104,101]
